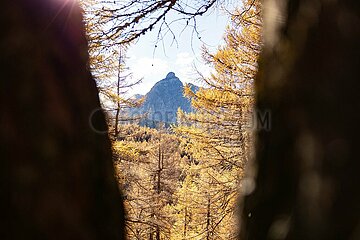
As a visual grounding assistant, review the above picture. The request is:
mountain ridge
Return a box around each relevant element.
[132,72,198,127]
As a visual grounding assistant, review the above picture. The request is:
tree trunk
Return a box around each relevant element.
[156,227,160,240]
[0,0,125,239]
[184,207,187,238]
[240,0,360,239]
[206,197,211,240]
[113,46,123,140]
[157,145,162,194]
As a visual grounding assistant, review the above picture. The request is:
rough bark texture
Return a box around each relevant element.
[0,0,125,239]
[240,0,360,239]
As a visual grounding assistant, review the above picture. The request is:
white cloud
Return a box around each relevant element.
[175,52,194,66]
[128,57,170,95]
[173,52,196,84]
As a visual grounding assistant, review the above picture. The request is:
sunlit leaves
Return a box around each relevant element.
[173,1,262,238]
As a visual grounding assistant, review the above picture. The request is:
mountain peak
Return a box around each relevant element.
[166,72,176,79]
[131,72,198,127]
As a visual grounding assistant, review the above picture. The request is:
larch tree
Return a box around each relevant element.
[177,0,262,172]
[81,0,143,140]
[174,0,262,238]
[113,125,183,239]
[86,0,223,45]
[170,167,204,239]
[4,0,357,239]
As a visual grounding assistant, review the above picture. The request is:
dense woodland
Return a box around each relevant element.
[80,0,262,238]
[2,0,359,239]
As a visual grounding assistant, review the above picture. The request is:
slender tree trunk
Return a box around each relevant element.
[157,145,162,194]
[206,197,211,240]
[0,0,125,239]
[240,0,360,239]
[184,207,187,238]
[156,227,160,240]
[114,46,123,140]
[154,144,163,240]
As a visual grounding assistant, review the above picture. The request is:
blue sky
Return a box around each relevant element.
[126,11,230,95]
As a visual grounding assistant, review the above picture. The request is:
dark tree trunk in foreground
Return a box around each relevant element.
[0,0,125,239]
[240,0,360,239]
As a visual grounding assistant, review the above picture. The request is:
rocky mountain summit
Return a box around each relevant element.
[133,72,198,127]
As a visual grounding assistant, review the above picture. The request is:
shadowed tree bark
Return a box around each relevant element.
[0,0,125,239]
[240,0,360,239]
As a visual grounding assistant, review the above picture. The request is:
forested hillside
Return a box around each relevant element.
[5,0,359,239]
[84,0,262,238]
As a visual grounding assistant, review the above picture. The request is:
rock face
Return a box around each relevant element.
[135,72,198,127]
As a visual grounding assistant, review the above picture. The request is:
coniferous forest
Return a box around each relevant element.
[2,0,359,240]
[81,1,261,238]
